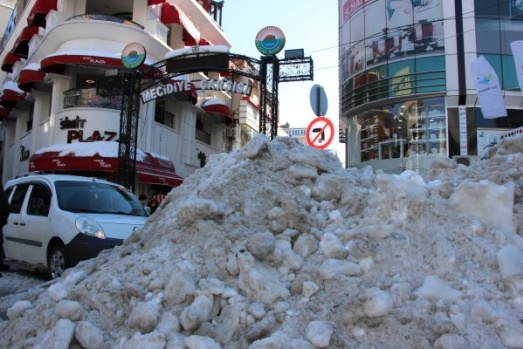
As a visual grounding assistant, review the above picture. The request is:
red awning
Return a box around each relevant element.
[13,26,40,58]
[27,0,58,27]
[200,98,233,125]
[136,152,184,187]
[18,64,46,92]
[148,0,165,4]
[40,51,151,74]
[0,82,26,109]
[160,3,200,45]
[28,142,184,187]
[0,106,11,117]
[1,50,21,73]
[161,3,181,24]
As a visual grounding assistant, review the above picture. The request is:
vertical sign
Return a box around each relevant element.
[459,106,468,156]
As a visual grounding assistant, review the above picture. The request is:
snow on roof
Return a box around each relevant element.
[165,45,230,59]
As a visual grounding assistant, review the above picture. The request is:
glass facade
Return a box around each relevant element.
[340,0,447,172]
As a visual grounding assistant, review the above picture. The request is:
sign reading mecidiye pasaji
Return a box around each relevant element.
[140,78,254,104]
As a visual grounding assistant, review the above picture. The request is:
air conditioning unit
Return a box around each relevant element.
[453,155,478,166]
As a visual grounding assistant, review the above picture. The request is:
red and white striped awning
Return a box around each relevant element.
[13,26,41,58]
[29,142,184,187]
[27,0,58,27]
[0,81,26,109]
[40,50,153,74]
[1,50,21,73]
[200,98,233,125]
[17,63,46,92]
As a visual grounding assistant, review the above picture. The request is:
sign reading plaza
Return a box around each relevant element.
[140,77,254,104]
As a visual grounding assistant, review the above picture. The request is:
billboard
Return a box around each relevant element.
[340,0,444,83]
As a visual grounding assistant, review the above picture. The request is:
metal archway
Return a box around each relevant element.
[97,47,313,190]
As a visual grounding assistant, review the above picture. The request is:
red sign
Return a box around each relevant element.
[306,117,335,149]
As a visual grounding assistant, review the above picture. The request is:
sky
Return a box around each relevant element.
[219,0,344,161]
[1,134,523,347]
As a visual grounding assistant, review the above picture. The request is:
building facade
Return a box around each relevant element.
[339,0,523,173]
[0,0,261,198]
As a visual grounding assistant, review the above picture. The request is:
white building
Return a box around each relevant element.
[0,0,261,198]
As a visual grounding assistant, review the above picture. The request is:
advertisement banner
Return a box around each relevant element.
[470,56,507,119]
[510,40,523,91]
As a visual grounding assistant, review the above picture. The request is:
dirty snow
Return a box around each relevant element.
[1,134,523,348]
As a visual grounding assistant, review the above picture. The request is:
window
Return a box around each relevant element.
[155,99,176,129]
[195,117,211,144]
[26,104,34,133]
[8,184,29,214]
[26,183,51,216]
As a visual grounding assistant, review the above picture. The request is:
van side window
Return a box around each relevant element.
[27,183,51,216]
[9,184,29,214]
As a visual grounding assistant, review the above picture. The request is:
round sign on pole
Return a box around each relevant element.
[309,84,328,117]
[255,26,286,55]
[306,117,335,149]
[121,42,146,69]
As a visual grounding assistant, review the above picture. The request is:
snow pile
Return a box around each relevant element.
[2,134,523,348]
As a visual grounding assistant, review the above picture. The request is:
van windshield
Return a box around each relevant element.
[55,180,148,217]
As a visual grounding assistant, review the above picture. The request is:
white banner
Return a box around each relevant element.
[470,56,507,119]
[510,40,523,91]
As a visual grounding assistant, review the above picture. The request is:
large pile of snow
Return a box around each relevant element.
[1,134,523,349]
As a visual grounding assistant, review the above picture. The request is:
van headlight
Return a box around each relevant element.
[75,217,106,239]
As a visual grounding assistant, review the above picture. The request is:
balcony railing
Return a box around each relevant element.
[64,87,121,110]
[66,14,143,29]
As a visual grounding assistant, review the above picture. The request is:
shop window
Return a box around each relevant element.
[356,97,446,163]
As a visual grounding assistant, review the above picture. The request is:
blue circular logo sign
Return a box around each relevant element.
[121,42,146,69]
[255,26,286,55]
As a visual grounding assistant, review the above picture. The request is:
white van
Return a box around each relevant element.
[3,174,148,279]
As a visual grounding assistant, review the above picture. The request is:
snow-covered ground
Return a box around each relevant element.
[1,134,523,348]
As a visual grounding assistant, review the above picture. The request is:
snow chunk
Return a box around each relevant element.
[449,180,515,232]
[176,199,225,227]
[363,288,393,318]
[416,275,462,301]
[319,259,361,279]
[185,335,222,349]
[250,331,315,349]
[180,294,214,331]
[238,133,270,159]
[247,231,277,259]
[48,283,69,301]
[123,331,166,349]
[55,299,83,321]
[238,251,291,304]
[497,245,523,281]
[320,232,348,259]
[36,319,75,349]
[75,321,104,349]
[127,297,162,332]
[7,300,33,320]
[305,320,333,348]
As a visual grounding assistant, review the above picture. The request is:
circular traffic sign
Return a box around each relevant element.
[309,84,328,116]
[306,117,335,149]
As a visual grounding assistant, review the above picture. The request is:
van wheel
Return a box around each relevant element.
[48,243,70,279]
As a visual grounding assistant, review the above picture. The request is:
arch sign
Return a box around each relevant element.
[306,116,335,149]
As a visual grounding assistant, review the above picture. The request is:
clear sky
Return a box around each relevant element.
[220,0,344,162]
